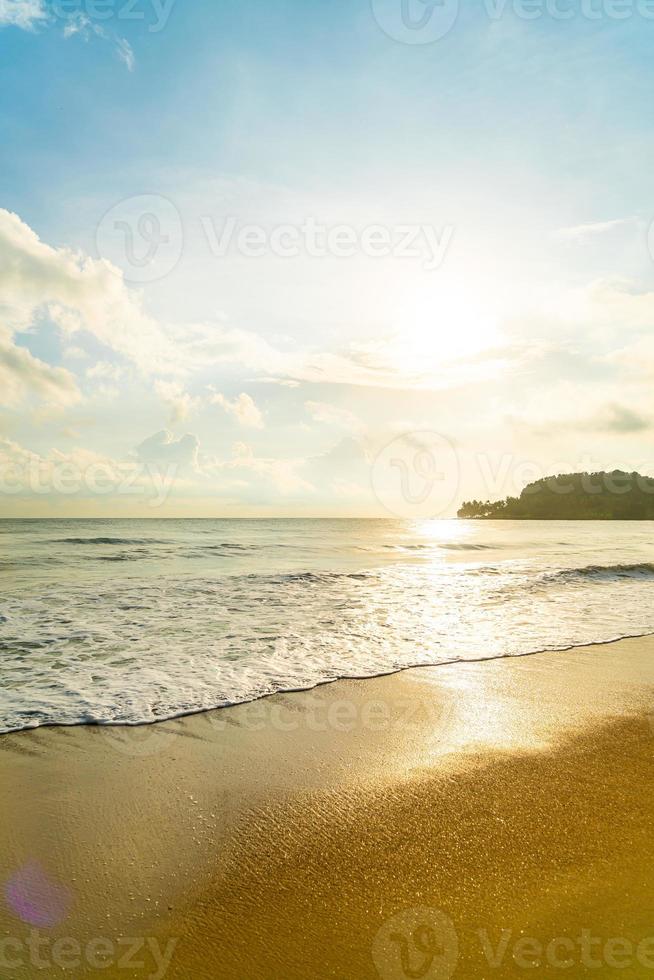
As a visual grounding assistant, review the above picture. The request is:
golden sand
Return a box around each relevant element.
[1,637,654,978]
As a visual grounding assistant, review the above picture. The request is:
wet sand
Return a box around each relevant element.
[2,636,654,978]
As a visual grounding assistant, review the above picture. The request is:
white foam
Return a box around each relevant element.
[2,519,654,732]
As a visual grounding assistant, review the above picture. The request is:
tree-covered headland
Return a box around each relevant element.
[458,471,654,520]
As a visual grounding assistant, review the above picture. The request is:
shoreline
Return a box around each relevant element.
[3,628,654,738]
[2,636,654,978]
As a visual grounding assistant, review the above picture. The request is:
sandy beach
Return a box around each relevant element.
[2,635,654,979]
[6,0,654,974]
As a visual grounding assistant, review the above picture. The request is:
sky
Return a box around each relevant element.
[2,0,654,517]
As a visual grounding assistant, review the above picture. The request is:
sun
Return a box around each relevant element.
[396,280,502,369]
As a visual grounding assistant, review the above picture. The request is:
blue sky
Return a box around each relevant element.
[2,0,654,516]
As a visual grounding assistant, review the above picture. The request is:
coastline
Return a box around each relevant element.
[2,636,654,978]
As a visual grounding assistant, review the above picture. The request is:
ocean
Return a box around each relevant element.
[1,518,653,733]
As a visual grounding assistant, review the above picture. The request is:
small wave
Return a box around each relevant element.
[543,562,654,584]
[4,520,654,737]
[200,543,256,552]
[55,537,164,546]
[256,571,376,584]
[382,543,430,551]
[0,556,62,569]
[440,543,496,552]
[381,542,497,552]
[92,554,148,563]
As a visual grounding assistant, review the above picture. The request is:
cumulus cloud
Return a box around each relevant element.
[0,436,38,471]
[306,437,371,499]
[0,209,180,375]
[0,436,151,497]
[86,361,125,382]
[209,390,264,429]
[1,209,496,394]
[154,380,197,423]
[63,345,88,361]
[136,430,200,470]
[0,333,80,408]
[305,400,363,432]
[216,443,313,495]
[507,378,653,439]
[591,403,651,434]
[0,0,47,30]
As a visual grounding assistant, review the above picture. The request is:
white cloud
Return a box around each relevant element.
[510,392,652,438]
[555,218,636,242]
[217,443,313,495]
[0,436,37,471]
[0,436,146,494]
[136,430,200,470]
[209,390,264,429]
[0,0,48,30]
[86,361,125,382]
[154,380,197,423]
[63,15,136,73]
[593,404,651,433]
[62,12,86,37]
[4,4,137,70]
[0,209,180,375]
[587,278,654,332]
[257,378,301,388]
[306,437,371,497]
[21,203,654,445]
[332,479,367,498]
[63,345,88,361]
[1,209,498,394]
[0,3,134,70]
[0,332,80,408]
[115,36,135,72]
[305,400,363,433]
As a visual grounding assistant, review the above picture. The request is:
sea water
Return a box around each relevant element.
[1,518,653,732]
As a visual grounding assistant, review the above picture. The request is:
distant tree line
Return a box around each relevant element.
[458,471,654,520]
